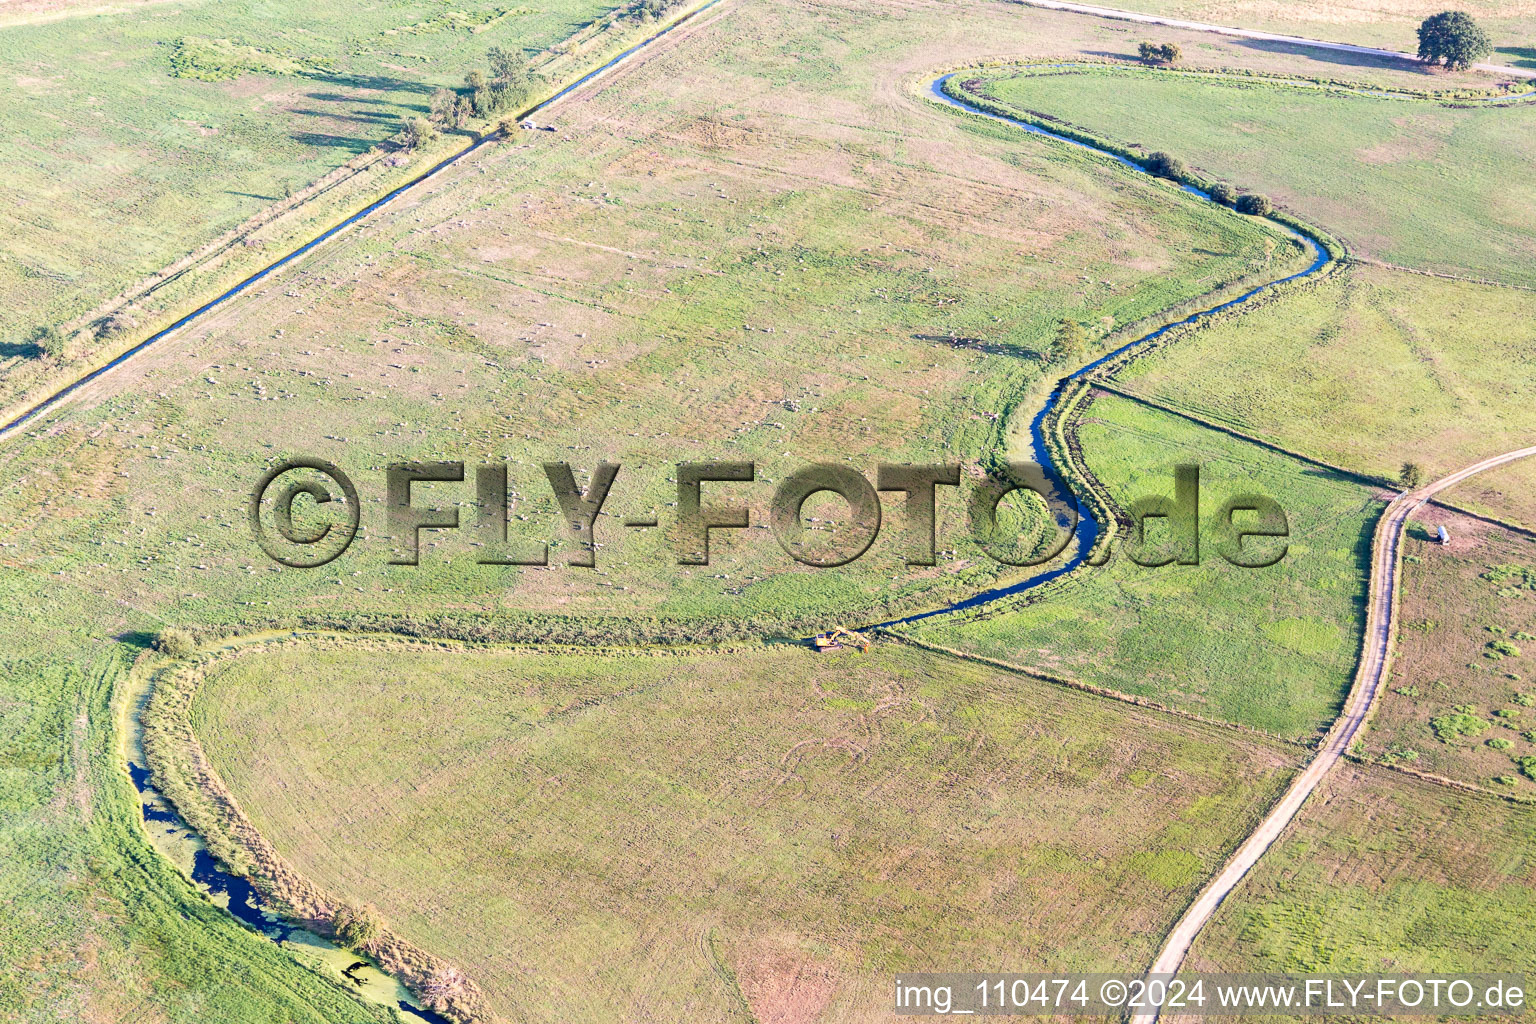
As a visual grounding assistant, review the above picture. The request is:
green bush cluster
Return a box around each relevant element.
[1431,705,1490,741]
[1137,41,1182,64]
[404,46,538,148]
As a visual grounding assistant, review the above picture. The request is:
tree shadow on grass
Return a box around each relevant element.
[0,339,42,360]
[1234,37,1432,74]
[1496,45,1536,69]
[116,630,159,651]
[290,131,378,151]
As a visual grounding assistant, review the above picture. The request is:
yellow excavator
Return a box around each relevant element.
[813,626,871,653]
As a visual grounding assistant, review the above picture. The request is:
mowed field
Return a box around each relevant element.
[0,0,1340,1018]
[0,0,638,409]
[0,0,1313,633]
[1075,0,1536,62]
[1115,264,1536,521]
[901,393,1377,739]
[186,638,1302,1022]
[959,65,1536,285]
[1363,510,1536,792]
[1183,763,1536,981]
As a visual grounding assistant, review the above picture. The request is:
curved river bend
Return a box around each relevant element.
[122,63,1334,1024]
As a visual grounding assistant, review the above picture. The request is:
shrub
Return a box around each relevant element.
[1235,193,1273,216]
[1051,318,1089,362]
[1515,693,1535,707]
[1399,461,1426,489]
[1144,151,1185,180]
[332,902,385,951]
[95,311,135,340]
[1489,640,1522,657]
[156,627,196,659]
[1492,775,1520,786]
[1207,182,1235,204]
[28,325,67,361]
[397,116,438,150]
[1138,41,1181,63]
[1431,708,1489,741]
[428,87,458,127]
[1489,737,1514,750]
[1417,11,1492,70]
[1520,755,1536,780]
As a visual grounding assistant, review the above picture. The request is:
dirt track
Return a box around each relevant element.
[1131,444,1536,1023]
[1020,0,1536,80]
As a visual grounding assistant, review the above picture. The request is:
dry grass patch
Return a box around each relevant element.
[186,639,1302,1022]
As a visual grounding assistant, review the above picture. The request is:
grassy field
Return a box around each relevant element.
[0,0,1313,631]
[1078,0,1536,64]
[0,0,664,410]
[182,638,1301,1022]
[0,0,1334,1017]
[901,392,1378,739]
[1185,763,1536,981]
[1448,455,1536,533]
[1362,511,1536,793]
[1114,265,1536,520]
[957,66,1536,286]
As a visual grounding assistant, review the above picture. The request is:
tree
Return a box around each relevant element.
[487,46,530,95]
[1137,41,1159,61]
[429,87,457,126]
[1052,318,1089,362]
[1159,42,1182,63]
[1145,151,1185,180]
[1400,461,1426,489]
[28,325,66,361]
[1417,11,1491,70]
[464,69,487,91]
[397,116,438,150]
[1235,192,1272,216]
[1207,182,1235,204]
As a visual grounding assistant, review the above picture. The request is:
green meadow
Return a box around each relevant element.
[958,66,1536,285]
[903,393,1378,739]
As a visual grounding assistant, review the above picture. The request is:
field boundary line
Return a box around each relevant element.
[883,632,1306,747]
[1351,754,1536,805]
[1130,444,1536,1024]
[1087,381,1387,485]
[1355,257,1536,293]
[1093,382,1536,539]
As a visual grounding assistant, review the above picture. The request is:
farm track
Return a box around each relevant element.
[1131,444,1536,1024]
[1017,0,1536,80]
